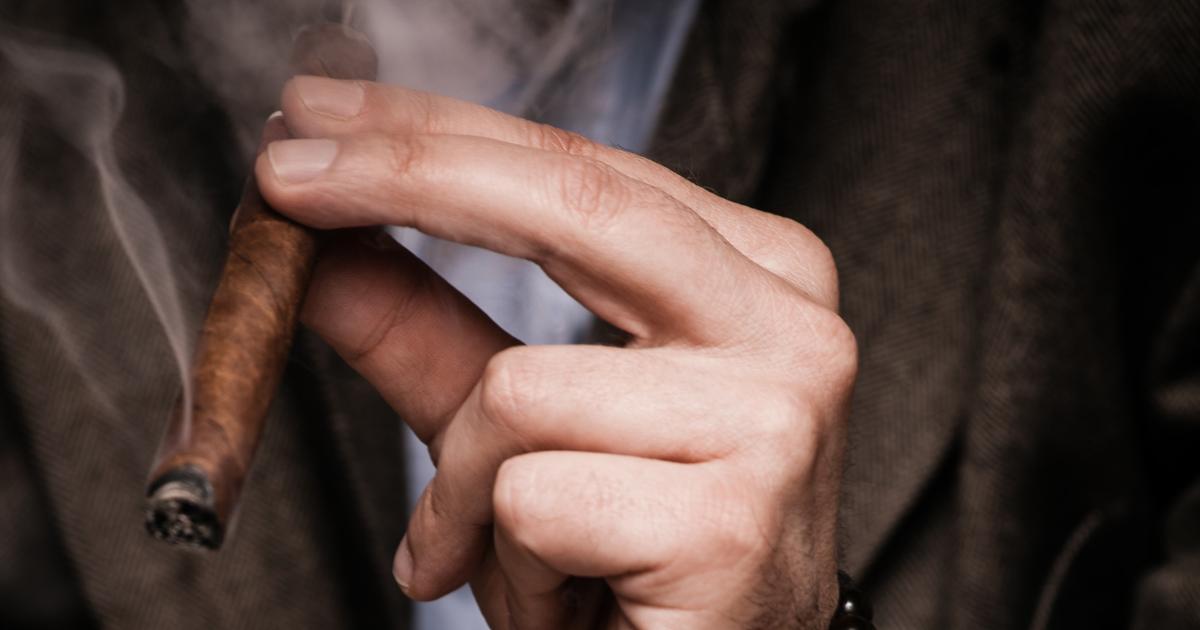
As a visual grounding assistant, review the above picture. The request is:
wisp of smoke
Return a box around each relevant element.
[0,0,695,446]
[358,0,609,116]
[180,0,615,155]
[0,0,616,444]
[0,32,198,438]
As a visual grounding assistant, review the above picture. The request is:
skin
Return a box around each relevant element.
[255,75,858,630]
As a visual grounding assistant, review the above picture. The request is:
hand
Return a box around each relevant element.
[256,75,857,630]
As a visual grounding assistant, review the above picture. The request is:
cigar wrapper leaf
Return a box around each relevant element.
[145,24,378,549]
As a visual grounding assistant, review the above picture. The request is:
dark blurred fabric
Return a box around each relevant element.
[653,0,1200,628]
[1,0,1198,629]
[0,1,409,629]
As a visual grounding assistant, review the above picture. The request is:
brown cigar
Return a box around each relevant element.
[144,24,378,550]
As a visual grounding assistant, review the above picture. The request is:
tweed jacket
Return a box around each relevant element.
[1,0,1198,629]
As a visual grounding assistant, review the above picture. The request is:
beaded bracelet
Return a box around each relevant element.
[830,571,876,630]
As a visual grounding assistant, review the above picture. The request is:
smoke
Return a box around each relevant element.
[180,0,332,159]
[0,0,645,436]
[0,31,204,437]
[180,0,615,155]
[174,0,696,349]
[176,0,621,351]
[358,0,611,116]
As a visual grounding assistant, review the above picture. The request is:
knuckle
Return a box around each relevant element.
[385,133,427,180]
[492,455,559,549]
[809,309,859,387]
[492,457,533,527]
[770,293,858,382]
[478,347,544,438]
[803,237,840,308]
[806,237,844,309]
[744,393,819,466]
[753,213,841,310]
[420,475,452,523]
[757,397,807,448]
[555,157,629,234]
[534,123,596,159]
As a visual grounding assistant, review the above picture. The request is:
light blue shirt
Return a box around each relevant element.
[361,0,700,626]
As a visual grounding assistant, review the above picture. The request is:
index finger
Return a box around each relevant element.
[257,130,801,347]
[280,77,839,310]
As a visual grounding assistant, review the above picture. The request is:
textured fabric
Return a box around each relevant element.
[0,1,409,629]
[2,1,1199,630]
[652,1,1200,629]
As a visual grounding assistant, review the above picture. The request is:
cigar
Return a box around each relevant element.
[144,24,378,550]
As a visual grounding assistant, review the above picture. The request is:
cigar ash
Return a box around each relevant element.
[145,465,223,549]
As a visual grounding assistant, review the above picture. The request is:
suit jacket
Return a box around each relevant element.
[2,0,1198,629]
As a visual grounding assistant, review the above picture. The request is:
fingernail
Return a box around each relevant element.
[294,75,365,119]
[260,111,290,147]
[393,535,414,591]
[268,139,338,184]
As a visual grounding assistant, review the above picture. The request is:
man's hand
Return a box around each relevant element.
[256,75,857,630]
